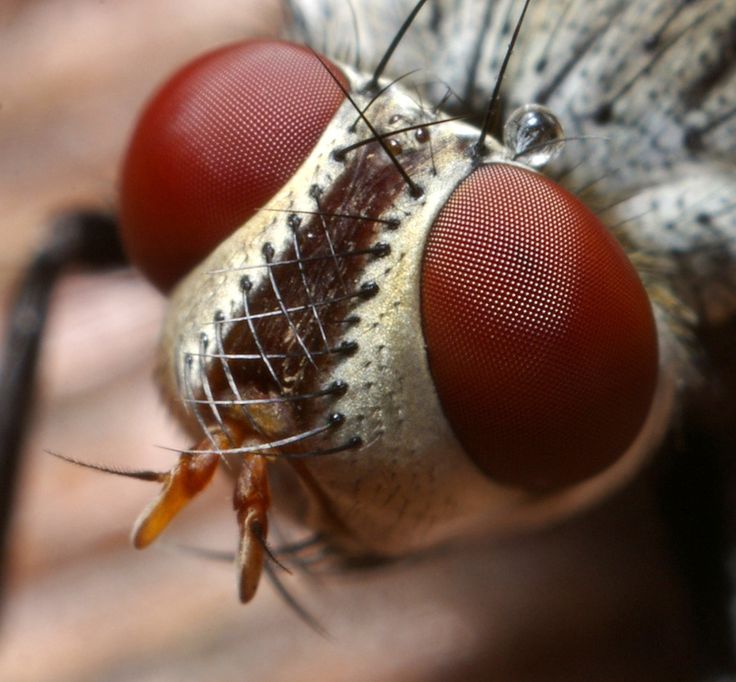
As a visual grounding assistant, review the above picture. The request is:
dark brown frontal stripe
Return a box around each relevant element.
[195,137,428,453]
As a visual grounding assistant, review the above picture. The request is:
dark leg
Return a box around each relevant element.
[0,209,127,604]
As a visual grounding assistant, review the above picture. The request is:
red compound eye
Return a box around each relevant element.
[120,40,348,291]
[420,163,659,490]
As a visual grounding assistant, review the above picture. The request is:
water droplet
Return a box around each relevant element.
[503,104,564,168]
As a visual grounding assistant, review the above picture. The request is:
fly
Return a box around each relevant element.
[0,0,735,675]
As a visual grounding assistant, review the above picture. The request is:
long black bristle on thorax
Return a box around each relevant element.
[366,0,429,91]
[474,0,533,157]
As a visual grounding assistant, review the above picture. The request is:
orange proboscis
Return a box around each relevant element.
[131,427,272,602]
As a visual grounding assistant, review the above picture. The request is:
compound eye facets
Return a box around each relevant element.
[120,40,348,291]
[420,163,659,491]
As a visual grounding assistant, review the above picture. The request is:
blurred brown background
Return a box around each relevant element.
[0,1,711,680]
